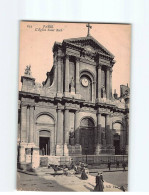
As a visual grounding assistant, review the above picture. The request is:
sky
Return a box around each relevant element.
[19,22,131,95]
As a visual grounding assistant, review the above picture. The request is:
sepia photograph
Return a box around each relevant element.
[17,21,131,192]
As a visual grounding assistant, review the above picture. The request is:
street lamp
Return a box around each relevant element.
[122,146,125,161]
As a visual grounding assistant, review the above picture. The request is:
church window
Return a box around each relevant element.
[80,118,94,127]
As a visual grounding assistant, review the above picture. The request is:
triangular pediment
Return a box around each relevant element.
[63,36,114,58]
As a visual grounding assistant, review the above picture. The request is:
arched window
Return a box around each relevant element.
[36,114,54,125]
[80,118,94,127]
[113,122,123,135]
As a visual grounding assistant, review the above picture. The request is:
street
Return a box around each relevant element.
[17,168,127,192]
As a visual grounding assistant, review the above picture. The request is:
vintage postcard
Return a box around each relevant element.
[17,21,131,192]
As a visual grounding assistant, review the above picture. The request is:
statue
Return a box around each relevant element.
[69,77,75,93]
[69,131,75,145]
[70,77,74,88]
[101,85,106,98]
[24,65,32,76]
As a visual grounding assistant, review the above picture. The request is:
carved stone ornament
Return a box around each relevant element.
[24,65,32,77]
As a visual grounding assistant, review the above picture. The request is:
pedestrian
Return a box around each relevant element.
[42,147,45,156]
[81,167,88,180]
[107,161,111,171]
[94,172,104,192]
[76,161,82,174]
[122,161,126,172]
[69,158,74,170]
[116,160,119,169]
[74,164,77,174]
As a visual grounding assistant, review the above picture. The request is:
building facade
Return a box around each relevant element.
[18,32,129,167]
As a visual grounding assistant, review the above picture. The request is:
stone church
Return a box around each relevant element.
[18,24,129,168]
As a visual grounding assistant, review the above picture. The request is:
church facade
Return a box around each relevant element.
[18,28,129,167]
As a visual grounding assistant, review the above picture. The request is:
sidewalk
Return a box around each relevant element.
[89,167,128,173]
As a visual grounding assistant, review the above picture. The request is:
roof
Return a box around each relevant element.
[63,35,114,58]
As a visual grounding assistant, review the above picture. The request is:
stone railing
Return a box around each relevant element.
[21,82,56,98]
[112,99,126,109]
[97,98,126,109]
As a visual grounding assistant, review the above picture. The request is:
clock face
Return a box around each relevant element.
[81,78,89,87]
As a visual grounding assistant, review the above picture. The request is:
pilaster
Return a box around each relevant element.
[97,65,102,99]
[64,54,70,96]
[95,109,102,154]
[20,105,27,142]
[75,57,80,94]
[64,108,69,156]
[57,55,62,97]
[74,110,80,144]
[106,68,110,99]
[26,105,30,143]
[105,114,110,145]
[125,114,129,154]
[29,106,34,143]
[109,67,113,99]
[56,109,64,155]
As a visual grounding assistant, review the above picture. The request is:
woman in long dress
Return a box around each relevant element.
[81,167,88,180]
[94,172,104,191]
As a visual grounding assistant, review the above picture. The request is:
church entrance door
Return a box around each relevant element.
[80,127,94,155]
[80,117,95,155]
[113,134,120,155]
[39,137,50,155]
[39,130,51,156]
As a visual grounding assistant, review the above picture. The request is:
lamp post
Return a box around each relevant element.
[122,146,125,161]
[85,150,88,164]
[31,147,33,169]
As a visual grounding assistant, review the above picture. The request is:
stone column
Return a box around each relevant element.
[97,65,102,99]
[57,56,62,96]
[29,106,34,143]
[64,55,69,96]
[74,110,82,155]
[97,113,102,145]
[20,105,27,142]
[109,116,113,146]
[64,109,69,155]
[56,109,64,155]
[95,110,102,154]
[26,105,30,143]
[109,68,113,99]
[75,57,80,94]
[19,105,27,166]
[125,114,129,154]
[106,68,110,99]
[105,114,110,145]
[74,110,80,144]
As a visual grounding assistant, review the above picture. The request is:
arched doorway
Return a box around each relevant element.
[36,114,55,156]
[80,117,95,155]
[39,130,51,155]
[113,122,123,155]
